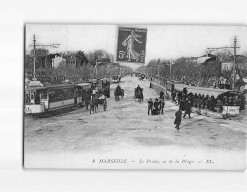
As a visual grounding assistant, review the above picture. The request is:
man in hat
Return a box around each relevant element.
[183,97,191,119]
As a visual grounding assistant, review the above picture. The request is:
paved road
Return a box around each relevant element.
[24,76,246,170]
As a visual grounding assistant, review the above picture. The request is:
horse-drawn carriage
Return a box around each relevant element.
[134,88,143,103]
[114,89,124,101]
[89,94,107,114]
[138,74,145,81]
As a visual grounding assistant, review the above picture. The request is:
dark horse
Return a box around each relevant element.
[135,89,143,103]
[90,97,98,114]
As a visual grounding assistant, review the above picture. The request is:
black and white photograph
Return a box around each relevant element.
[23,24,247,170]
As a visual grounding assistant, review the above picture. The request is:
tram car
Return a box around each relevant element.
[25,83,76,117]
[173,84,244,117]
[86,78,100,91]
[76,83,92,107]
[86,78,111,98]
[25,82,92,117]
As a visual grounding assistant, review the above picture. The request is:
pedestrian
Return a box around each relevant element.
[179,97,185,111]
[183,98,191,119]
[148,98,153,115]
[183,87,188,96]
[160,90,165,100]
[217,99,223,113]
[159,98,165,114]
[153,98,160,115]
[174,108,182,130]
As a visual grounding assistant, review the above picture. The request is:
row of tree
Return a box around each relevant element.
[24,49,114,74]
[137,51,247,87]
[43,64,133,84]
[25,48,133,84]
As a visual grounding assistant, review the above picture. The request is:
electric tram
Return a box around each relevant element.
[25,78,111,117]
[25,83,77,117]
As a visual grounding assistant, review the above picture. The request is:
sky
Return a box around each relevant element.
[26,24,247,67]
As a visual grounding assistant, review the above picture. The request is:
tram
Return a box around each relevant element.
[76,83,92,107]
[172,84,244,117]
[86,78,111,97]
[25,82,93,117]
[25,83,76,117]
[25,78,111,117]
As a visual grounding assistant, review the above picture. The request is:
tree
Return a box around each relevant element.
[87,49,112,65]
[25,48,50,74]
[75,50,88,67]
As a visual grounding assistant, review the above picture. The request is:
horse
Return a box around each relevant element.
[135,90,143,103]
[120,89,124,99]
[89,97,98,114]
[115,89,124,101]
[114,90,120,101]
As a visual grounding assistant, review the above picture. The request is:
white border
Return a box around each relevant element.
[0,0,247,191]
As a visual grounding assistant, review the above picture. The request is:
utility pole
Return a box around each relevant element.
[158,64,160,84]
[233,36,237,89]
[33,35,36,80]
[30,34,60,81]
[95,58,98,78]
[170,59,172,80]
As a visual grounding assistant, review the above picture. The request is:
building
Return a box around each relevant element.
[221,61,232,71]
[196,54,216,65]
[65,55,77,69]
[221,55,247,71]
[52,55,66,68]
[187,54,216,65]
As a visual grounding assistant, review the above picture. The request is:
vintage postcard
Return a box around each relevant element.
[24,24,247,170]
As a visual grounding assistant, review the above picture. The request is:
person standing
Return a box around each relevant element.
[160,90,165,100]
[179,97,185,112]
[148,98,153,115]
[183,98,191,119]
[174,108,182,130]
[153,98,160,115]
[159,98,165,114]
[183,87,188,96]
